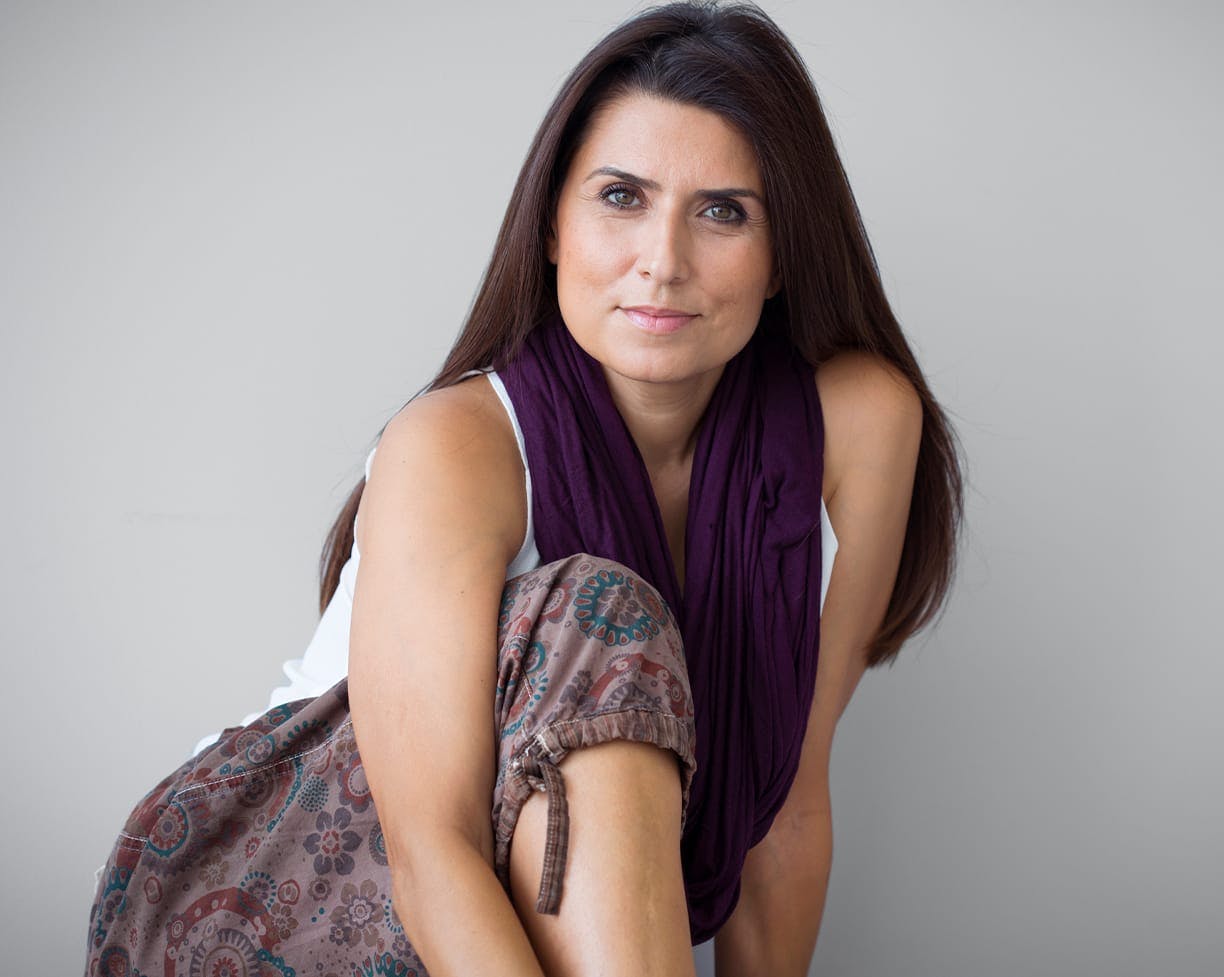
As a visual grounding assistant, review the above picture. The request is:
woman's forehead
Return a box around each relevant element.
[570,93,764,191]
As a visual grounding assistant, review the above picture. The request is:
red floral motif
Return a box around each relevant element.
[308,744,334,776]
[540,579,574,621]
[338,755,372,813]
[277,879,301,905]
[304,809,362,876]
[146,803,189,855]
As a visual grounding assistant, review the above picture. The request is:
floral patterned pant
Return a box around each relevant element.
[84,553,697,977]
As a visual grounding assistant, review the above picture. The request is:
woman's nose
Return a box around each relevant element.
[635,211,691,284]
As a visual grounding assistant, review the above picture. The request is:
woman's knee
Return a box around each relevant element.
[499,552,689,690]
[491,553,698,915]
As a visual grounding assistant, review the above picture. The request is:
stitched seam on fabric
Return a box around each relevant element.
[520,664,539,700]
[170,717,352,802]
[542,708,691,740]
[510,706,692,765]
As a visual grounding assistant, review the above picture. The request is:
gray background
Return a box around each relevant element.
[3,0,1221,972]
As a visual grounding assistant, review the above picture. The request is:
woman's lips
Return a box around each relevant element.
[620,307,698,334]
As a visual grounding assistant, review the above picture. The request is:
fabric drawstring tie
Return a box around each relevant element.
[510,729,570,914]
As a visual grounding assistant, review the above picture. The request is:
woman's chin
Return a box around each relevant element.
[597,349,725,390]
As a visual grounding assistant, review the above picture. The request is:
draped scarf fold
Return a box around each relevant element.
[499,311,825,944]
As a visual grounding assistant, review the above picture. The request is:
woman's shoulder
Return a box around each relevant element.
[357,374,527,562]
[814,349,923,506]
[388,373,510,436]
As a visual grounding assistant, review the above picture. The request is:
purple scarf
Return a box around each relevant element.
[500,312,825,943]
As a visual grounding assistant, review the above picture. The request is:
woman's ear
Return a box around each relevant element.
[546,222,559,265]
[766,264,782,299]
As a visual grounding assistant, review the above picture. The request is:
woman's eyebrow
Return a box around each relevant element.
[583,166,763,203]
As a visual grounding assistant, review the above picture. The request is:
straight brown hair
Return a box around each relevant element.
[319,0,965,668]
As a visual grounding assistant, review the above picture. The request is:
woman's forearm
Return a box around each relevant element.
[714,808,833,977]
[392,834,548,977]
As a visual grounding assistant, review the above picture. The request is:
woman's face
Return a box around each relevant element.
[547,92,780,389]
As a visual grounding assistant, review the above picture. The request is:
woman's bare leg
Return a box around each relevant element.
[507,739,696,977]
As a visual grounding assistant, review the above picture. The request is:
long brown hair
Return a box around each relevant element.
[319,0,965,668]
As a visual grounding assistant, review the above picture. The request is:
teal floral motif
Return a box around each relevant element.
[281,716,333,750]
[356,952,420,977]
[88,866,132,954]
[255,948,297,976]
[368,823,388,867]
[239,869,277,911]
[523,639,547,675]
[146,802,189,856]
[573,568,664,645]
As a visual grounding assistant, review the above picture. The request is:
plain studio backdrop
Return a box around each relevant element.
[2,0,1221,972]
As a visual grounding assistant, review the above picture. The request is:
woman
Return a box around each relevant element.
[86,2,963,975]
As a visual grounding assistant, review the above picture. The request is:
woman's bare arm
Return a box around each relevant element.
[714,351,924,976]
[348,379,547,977]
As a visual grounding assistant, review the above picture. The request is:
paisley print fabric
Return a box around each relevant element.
[85,553,697,976]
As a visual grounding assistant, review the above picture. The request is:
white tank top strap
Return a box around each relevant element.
[484,369,540,576]
[357,367,539,576]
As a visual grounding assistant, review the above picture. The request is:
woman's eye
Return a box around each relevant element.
[602,185,639,208]
[705,201,745,223]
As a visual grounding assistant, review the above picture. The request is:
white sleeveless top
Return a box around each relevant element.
[191,370,839,757]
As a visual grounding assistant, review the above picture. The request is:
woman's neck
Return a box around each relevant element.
[600,363,724,474]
